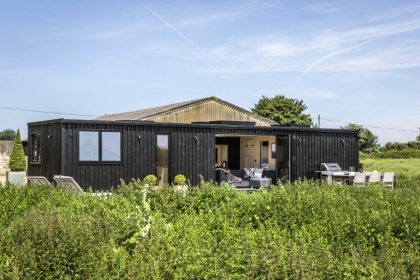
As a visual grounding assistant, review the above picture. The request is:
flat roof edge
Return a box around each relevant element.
[27,118,65,126]
[27,119,359,133]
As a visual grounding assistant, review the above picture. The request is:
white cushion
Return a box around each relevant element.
[253,168,263,178]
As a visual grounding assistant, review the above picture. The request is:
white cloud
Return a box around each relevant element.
[199,6,420,76]
[301,2,341,14]
[141,4,201,52]
[366,3,420,22]
[260,89,337,100]
[301,90,337,100]
[86,3,273,41]
[256,42,301,57]
[367,115,420,144]
[175,3,274,28]
[80,2,420,78]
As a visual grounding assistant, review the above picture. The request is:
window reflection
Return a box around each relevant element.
[31,134,41,163]
[79,131,99,161]
[102,132,121,161]
[157,134,169,186]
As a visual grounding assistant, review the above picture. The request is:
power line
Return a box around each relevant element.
[0,106,100,118]
[0,105,418,133]
[321,118,419,133]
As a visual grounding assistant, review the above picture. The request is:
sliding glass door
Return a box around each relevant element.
[156,134,170,186]
[277,136,291,183]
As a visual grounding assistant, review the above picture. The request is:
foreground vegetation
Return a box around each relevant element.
[0,180,419,279]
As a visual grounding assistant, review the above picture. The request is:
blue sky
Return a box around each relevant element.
[1,0,420,143]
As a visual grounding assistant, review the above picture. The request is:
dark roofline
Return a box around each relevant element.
[28,118,359,134]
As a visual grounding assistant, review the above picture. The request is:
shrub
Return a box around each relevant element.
[0,129,16,141]
[383,141,420,151]
[8,129,26,172]
[173,174,187,185]
[143,175,157,186]
[368,149,420,159]
[0,182,418,279]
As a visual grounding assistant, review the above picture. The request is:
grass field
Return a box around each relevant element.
[361,158,420,187]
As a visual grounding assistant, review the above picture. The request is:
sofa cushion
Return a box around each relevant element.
[253,168,264,178]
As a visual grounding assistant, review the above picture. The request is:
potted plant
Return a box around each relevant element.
[143,175,158,189]
[6,130,27,185]
[173,174,188,195]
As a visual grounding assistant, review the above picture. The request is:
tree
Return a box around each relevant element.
[417,129,420,142]
[0,129,16,141]
[9,129,26,172]
[251,95,312,125]
[343,124,379,153]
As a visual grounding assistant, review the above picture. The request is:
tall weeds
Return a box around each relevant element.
[0,181,418,279]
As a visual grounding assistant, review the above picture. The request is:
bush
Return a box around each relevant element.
[143,175,157,186]
[8,129,26,172]
[368,149,420,159]
[0,129,16,141]
[0,182,418,279]
[383,141,420,151]
[173,174,187,185]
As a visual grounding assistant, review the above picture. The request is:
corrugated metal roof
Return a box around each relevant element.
[96,96,277,126]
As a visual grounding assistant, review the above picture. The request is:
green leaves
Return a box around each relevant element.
[8,129,26,172]
[0,182,419,279]
[251,95,313,125]
[0,129,16,141]
[343,123,380,153]
[173,174,187,185]
[143,175,158,186]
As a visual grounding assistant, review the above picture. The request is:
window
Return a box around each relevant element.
[79,131,122,162]
[271,143,276,159]
[79,131,99,161]
[260,141,269,166]
[156,134,169,186]
[102,132,121,161]
[31,133,41,163]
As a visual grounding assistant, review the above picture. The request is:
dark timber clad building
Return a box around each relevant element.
[27,97,359,190]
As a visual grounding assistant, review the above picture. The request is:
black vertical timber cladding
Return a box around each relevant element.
[28,120,358,190]
[33,121,216,190]
[291,130,359,180]
[27,122,62,182]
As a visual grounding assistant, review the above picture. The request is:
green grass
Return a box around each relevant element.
[0,180,419,279]
[361,158,420,187]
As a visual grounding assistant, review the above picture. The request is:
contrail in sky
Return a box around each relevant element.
[298,40,369,80]
[141,4,201,52]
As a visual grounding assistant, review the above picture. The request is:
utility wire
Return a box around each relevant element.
[0,106,100,118]
[321,118,419,133]
[0,105,418,133]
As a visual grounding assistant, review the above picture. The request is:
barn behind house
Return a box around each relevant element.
[27,97,359,190]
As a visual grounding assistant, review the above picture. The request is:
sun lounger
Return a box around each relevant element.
[53,175,84,192]
[53,175,112,197]
[28,176,52,185]
[368,172,381,184]
[382,172,395,188]
[353,172,366,185]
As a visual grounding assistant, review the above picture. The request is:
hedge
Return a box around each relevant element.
[0,181,419,279]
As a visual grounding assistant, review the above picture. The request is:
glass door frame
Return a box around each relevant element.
[276,134,292,183]
[156,132,172,186]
